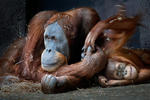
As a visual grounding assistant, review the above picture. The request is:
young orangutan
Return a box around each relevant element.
[99,48,150,87]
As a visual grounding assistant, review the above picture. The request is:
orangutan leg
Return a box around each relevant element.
[107,80,133,86]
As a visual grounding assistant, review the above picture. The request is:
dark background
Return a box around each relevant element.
[0,0,150,56]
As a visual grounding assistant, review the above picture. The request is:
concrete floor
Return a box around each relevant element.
[0,83,150,100]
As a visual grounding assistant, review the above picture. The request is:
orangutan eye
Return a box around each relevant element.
[45,35,56,40]
[116,72,119,76]
[124,70,127,75]
[51,36,56,40]
[45,35,49,39]
[45,35,51,39]
[118,65,121,69]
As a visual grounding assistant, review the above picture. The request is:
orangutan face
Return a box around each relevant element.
[106,59,138,80]
[41,22,69,72]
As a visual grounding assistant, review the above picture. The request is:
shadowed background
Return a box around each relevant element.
[0,0,150,56]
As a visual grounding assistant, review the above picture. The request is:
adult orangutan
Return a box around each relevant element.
[16,7,100,81]
[0,7,104,93]
[82,6,150,87]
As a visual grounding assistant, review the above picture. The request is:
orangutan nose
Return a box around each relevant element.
[46,49,51,53]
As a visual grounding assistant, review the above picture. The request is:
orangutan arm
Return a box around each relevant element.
[82,8,140,57]
[0,38,25,75]
[98,75,133,87]
[99,68,150,87]
[41,48,107,93]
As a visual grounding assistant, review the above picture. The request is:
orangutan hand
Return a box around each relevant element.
[98,76,109,87]
[41,74,68,93]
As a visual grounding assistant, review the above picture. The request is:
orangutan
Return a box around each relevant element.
[0,7,102,93]
[98,48,150,87]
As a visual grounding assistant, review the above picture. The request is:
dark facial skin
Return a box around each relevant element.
[41,22,69,72]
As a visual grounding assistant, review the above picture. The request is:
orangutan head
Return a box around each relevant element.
[41,22,69,72]
[106,59,138,80]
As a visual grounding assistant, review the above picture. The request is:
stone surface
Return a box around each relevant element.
[0,83,150,100]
